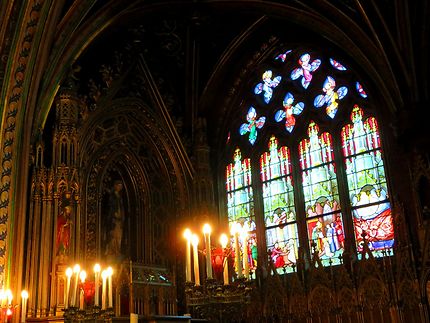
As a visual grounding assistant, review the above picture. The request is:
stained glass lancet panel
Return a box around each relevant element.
[261,136,298,274]
[342,105,394,257]
[299,121,345,266]
[226,148,257,275]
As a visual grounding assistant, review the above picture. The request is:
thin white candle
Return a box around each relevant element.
[0,289,5,308]
[183,229,192,282]
[220,234,229,285]
[94,264,101,307]
[231,223,243,278]
[5,289,12,306]
[203,224,213,279]
[21,290,28,323]
[71,264,80,307]
[65,267,73,309]
[79,270,87,310]
[101,270,107,310]
[241,230,250,280]
[107,267,113,308]
[191,234,200,286]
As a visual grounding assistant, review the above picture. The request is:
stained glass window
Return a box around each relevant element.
[342,105,394,257]
[261,136,298,273]
[226,148,256,275]
[299,121,345,265]
[225,47,393,276]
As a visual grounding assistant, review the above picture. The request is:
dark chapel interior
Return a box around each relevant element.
[0,0,429,322]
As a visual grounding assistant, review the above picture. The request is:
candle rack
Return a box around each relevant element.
[185,278,253,323]
[63,305,114,322]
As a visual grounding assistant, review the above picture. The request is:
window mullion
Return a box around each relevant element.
[332,130,356,256]
[250,155,268,275]
[290,141,310,269]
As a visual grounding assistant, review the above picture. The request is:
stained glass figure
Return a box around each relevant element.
[299,121,344,265]
[330,58,347,71]
[291,53,321,89]
[314,76,348,118]
[341,105,393,257]
[275,92,305,133]
[254,70,282,103]
[260,136,298,274]
[356,81,368,98]
[261,136,298,273]
[275,50,292,62]
[226,148,255,232]
[240,106,266,145]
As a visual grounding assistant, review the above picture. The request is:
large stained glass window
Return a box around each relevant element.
[261,136,298,274]
[225,47,393,274]
[342,105,394,257]
[226,148,257,275]
[299,121,345,265]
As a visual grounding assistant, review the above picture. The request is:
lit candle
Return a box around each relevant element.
[5,289,12,306]
[65,267,73,309]
[183,229,192,282]
[94,264,101,307]
[79,270,86,310]
[191,234,200,286]
[101,270,107,310]
[202,224,213,279]
[231,223,243,278]
[71,264,80,307]
[241,229,250,280]
[21,290,29,323]
[220,234,229,285]
[107,267,113,308]
[0,289,5,308]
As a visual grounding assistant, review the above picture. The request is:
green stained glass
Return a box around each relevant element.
[299,122,344,265]
[342,105,393,257]
[261,136,298,274]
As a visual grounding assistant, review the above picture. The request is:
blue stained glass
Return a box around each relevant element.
[356,82,368,98]
[239,107,266,145]
[274,92,304,133]
[261,136,299,274]
[314,76,348,118]
[291,53,321,89]
[330,58,347,71]
[254,70,282,103]
[341,106,393,257]
[275,50,292,62]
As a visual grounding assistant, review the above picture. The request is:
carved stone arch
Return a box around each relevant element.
[82,143,150,263]
[308,285,335,316]
[337,287,357,315]
[359,277,389,310]
[79,97,193,214]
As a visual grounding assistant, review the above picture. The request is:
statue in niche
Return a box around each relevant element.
[57,197,73,262]
[104,180,126,259]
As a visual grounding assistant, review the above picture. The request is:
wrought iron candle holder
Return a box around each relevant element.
[63,306,114,322]
[185,277,253,323]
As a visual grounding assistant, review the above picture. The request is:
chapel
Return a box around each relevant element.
[0,1,429,322]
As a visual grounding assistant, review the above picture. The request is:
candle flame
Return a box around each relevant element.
[101,270,108,280]
[21,290,29,299]
[73,264,81,273]
[203,223,212,235]
[220,234,229,248]
[183,228,192,240]
[66,267,73,277]
[191,234,199,246]
[94,263,101,273]
[79,270,87,283]
[106,266,113,277]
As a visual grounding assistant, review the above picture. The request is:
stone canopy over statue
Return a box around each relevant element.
[103,180,127,259]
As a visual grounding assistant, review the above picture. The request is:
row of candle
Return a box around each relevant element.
[183,222,250,285]
[0,289,29,322]
[64,264,113,310]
